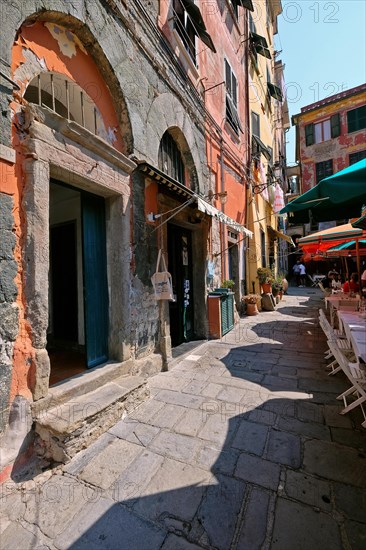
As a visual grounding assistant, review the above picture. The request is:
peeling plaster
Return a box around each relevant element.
[44,23,87,58]
[13,48,48,92]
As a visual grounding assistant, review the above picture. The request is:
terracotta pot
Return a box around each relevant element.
[262,283,272,294]
[246,303,259,316]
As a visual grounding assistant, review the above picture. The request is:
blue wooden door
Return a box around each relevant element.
[81,192,109,368]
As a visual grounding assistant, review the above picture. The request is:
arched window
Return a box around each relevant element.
[158,131,186,185]
[24,72,109,140]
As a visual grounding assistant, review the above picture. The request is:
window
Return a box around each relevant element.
[267,82,283,102]
[225,59,242,133]
[230,0,254,17]
[347,106,366,133]
[158,131,185,185]
[316,159,333,183]
[305,113,341,146]
[24,71,108,138]
[251,111,260,137]
[173,0,196,61]
[173,0,216,61]
[315,120,331,143]
[261,229,266,267]
[349,150,366,165]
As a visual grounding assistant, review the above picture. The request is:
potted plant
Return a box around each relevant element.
[272,275,284,298]
[221,279,235,290]
[257,267,273,294]
[242,294,260,316]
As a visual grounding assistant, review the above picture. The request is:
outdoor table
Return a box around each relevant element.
[325,294,360,326]
[337,310,366,362]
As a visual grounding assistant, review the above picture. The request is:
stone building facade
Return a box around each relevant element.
[0,1,288,479]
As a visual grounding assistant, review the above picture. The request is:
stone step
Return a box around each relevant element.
[35,376,149,464]
[32,353,163,415]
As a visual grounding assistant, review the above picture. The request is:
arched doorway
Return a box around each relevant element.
[11,21,134,394]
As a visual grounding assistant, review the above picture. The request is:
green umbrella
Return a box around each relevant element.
[280,159,366,223]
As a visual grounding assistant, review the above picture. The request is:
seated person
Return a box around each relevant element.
[322,271,335,290]
[343,272,359,293]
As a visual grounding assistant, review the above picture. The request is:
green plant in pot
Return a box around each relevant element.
[221,279,235,290]
[257,267,273,294]
[272,275,283,297]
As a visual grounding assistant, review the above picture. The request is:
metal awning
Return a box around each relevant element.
[267,225,295,246]
[138,162,252,237]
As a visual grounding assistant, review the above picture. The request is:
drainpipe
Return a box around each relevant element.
[219,135,226,281]
[243,8,251,295]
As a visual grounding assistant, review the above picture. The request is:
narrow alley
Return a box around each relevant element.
[1,289,365,549]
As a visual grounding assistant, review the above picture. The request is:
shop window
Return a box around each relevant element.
[347,106,366,133]
[316,159,333,183]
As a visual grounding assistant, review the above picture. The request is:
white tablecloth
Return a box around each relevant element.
[338,311,366,362]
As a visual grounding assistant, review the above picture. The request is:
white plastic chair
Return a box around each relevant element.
[328,339,366,427]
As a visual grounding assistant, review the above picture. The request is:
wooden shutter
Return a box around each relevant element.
[225,59,231,97]
[232,73,237,106]
[305,124,314,146]
[330,113,341,138]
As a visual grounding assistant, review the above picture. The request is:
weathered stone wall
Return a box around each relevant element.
[0,193,18,432]
[0,0,210,416]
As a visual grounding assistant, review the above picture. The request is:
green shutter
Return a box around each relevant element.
[330,113,341,138]
[347,109,356,132]
[305,124,314,146]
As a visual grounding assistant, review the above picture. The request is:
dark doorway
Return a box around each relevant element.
[168,224,194,347]
[48,181,109,383]
[50,222,78,342]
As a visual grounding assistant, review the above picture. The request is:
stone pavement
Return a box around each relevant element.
[1,289,366,549]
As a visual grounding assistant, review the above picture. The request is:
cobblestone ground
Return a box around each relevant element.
[1,289,366,549]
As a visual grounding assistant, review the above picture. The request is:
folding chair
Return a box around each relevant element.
[319,309,354,375]
[307,274,318,287]
[328,340,366,427]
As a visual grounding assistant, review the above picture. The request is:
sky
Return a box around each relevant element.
[274,0,366,164]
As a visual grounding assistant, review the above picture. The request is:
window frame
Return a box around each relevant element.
[315,159,333,184]
[173,0,196,63]
[349,150,366,165]
[225,58,242,134]
[347,106,366,133]
[251,111,260,138]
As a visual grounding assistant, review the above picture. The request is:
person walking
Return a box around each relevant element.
[299,261,306,287]
[293,261,301,287]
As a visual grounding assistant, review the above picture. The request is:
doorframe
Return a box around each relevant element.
[20,107,136,400]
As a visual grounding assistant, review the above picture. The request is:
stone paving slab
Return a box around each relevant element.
[271,498,342,549]
[54,497,167,550]
[2,289,366,549]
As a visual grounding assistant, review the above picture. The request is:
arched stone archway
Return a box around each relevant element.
[145,93,207,194]
[9,19,136,401]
